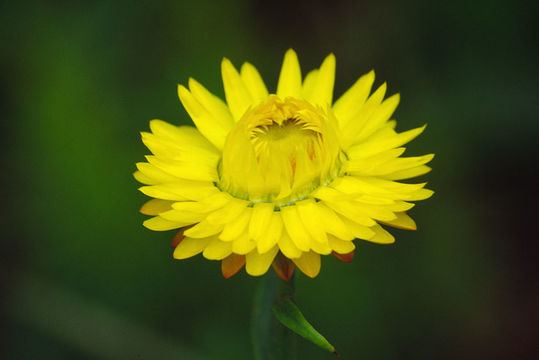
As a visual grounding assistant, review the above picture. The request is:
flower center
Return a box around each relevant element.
[219,95,341,206]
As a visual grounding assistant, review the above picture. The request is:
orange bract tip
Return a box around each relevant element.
[331,251,354,263]
[221,254,246,278]
[170,226,193,248]
[170,230,185,248]
[272,252,295,281]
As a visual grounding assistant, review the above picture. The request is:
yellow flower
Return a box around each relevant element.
[135,49,433,280]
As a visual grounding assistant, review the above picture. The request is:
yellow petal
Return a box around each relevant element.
[141,131,219,162]
[240,62,269,103]
[188,77,234,130]
[278,231,302,259]
[306,53,336,106]
[232,232,257,254]
[145,155,218,182]
[292,251,321,278]
[159,208,206,226]
[301,69,318,99]
[148,120,217,152]
[318,199,376,227]
[309,240,332,255]
[221,58,253,121]
[140,199,174,215]
[277,49,302,99]
[388,201,415,212]
[148,119,183,139]
[257,211,283,253]
[330,176,427,201]
[381,212,417,230]
[133,170,156,185]
[296,200,328,244]
[328,235,356,254]
[406,188,434,201]
[338,215,375,240]
[249,202,274,241]
[206,199,249,225]
[354,93,400,142]
[281,206,311,251]
[352,201,397,221]
[366,224,395,244]
[341,82,387,148]
[177,85,230,150]
[219,207,252,241]
[135,162,179,185]
[173,236,213,259]
[343,148,406,174]
[348,153,433,179]
[139,181,217,201]
[245,246,279,276]
[348,146,405,161]
[183,220,224,238]
[143,216,183,231]
[384,165,432,180]
[347,125,426,158]
[374,154,434,176]
[333,70,375,128]
[317,203,354,241]
[203,238,233,260]
[170,194,229,212]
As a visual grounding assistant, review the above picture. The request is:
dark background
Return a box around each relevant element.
[1,0,537,359]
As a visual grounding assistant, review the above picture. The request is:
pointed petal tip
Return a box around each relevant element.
[177,84,189,99]
[324,52,336,63]
[240,61,254,73]
[284,48,298,57]
[361,69,375,83]
[293,252,322,278]
[148,119,167,132]
[221,57,233,70]
[187,77,199,89]
[423,189,435,199]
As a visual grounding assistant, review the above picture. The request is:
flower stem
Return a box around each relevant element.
[252,271,297,360]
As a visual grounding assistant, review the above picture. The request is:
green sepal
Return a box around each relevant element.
[272,297,338,355]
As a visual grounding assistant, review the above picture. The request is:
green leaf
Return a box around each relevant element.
[272,297,338,355]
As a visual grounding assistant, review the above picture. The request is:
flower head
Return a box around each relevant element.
[135,50,433,279]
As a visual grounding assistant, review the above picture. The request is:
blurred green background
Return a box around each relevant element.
[1,0,537,359]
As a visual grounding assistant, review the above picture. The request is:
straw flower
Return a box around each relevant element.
[135,50,433,280]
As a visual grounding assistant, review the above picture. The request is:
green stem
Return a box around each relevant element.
[251,271,296,360]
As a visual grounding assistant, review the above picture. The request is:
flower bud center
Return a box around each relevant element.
[219,95,341,206]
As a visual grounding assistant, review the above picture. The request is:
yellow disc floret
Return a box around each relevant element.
[219,95,341,206]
